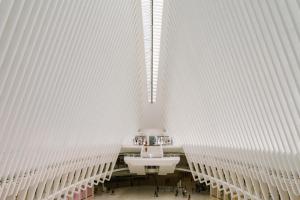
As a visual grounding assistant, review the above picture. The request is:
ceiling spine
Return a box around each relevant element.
[141,0,163,103]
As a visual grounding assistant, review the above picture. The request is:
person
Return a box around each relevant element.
[154,189,158,197]
[111,189,114,195]
[144,141,148,152]
[188,194,191,200]
[175,188,178,196]
[182,189,187,197]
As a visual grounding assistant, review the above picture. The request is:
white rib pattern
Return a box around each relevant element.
[1,0,300,200]
[0,0,145,199]
[160,0,300,199]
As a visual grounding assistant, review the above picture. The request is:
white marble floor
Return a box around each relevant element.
[94,186,215,200]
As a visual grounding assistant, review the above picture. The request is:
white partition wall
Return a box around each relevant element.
[0,0,146,199]
[159,0,300,199]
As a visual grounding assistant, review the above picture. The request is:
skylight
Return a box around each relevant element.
[141,0,163,103]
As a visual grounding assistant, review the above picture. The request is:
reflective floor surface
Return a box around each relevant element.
[94,186,216,200]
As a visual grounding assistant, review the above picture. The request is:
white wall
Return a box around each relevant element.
[159,0,300,199]
[0,0,146,199]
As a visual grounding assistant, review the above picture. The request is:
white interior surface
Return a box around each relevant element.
[124,157,180,175]
[0,0,299,199]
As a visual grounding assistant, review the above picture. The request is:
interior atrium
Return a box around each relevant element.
[0,0,299,199]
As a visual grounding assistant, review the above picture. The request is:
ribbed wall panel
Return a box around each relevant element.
[0,0,145,199]
[160,0,300,199]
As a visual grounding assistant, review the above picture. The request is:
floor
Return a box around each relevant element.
[94,186,215,200]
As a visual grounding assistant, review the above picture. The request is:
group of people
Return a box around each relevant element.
[133,135,173,146]
[133,136,146,145]
[156,136,173,145]
[153,185,192,199]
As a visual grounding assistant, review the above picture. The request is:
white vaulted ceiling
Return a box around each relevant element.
[0,0,147,199]
[0,0,300,200]
[159,0,300,199]
[161,0,300,151]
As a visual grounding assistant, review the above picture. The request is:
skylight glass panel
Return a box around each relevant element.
[141,0,163,103]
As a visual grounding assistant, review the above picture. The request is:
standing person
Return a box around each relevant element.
[183,188,187,197]
[178,179,182,188]
[175,188,178,196]
[188,194,191,200]
[144,141,148,152]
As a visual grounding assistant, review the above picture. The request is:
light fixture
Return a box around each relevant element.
[141,0,163,103]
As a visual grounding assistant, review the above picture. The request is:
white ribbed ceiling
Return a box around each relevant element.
[159,0,300,199]
[0,0,146,199]
[0,0,300,199]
